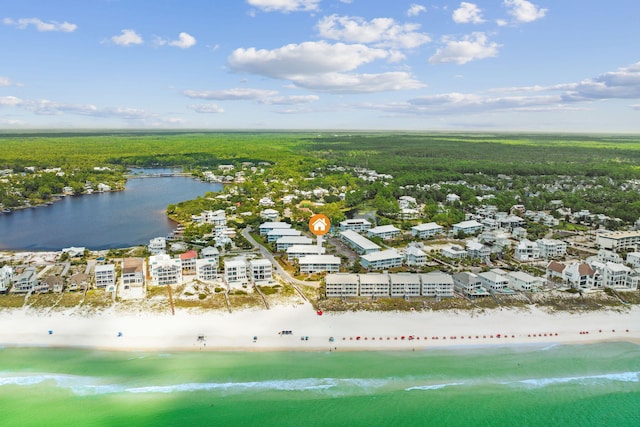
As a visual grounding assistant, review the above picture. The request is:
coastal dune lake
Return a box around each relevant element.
[0,171,223,251]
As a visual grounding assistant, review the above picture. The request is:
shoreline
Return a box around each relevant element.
[1,304,638,353]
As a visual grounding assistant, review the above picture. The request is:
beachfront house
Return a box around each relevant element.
[0,265,13,293]
[478,271,510,293]
[224,258,249,288]
[325,273,359,297]
[339,218,372,232]
[149,254,183,286]
[562,262,599,290]
[505,270,544,292]
[41,275,64,293]
[360,249,403,271]
[340,230,381,255]
[367,225,401,240]
[122,258,145,290]
[358,273,390,297]
[411,222,443,239]
[179,250,198,273]
[452,272,490,298]
[420,271,455,298]
[299,255,341,274]
[10,267,38,293]
[196,258,218,281]
[94,264,116,289]
[591,261,636,290]
[389,273,421,297]
[249,259,273,285]
[68,273,91,292]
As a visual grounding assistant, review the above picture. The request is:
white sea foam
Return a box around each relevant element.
[518,371,640,388]
[405,382,464,391]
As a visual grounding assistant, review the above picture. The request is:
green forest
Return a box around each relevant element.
[1,131,640,225]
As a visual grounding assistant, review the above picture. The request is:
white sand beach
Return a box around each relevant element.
[1,304,638,352]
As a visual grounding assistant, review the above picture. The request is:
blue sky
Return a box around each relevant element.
[1,0,639,132]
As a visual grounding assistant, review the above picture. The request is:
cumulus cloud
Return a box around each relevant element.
[503,0,547,23]
[110,29,143,46]
[407,4,427,17]
[288,71,425,93]
[183,88,279,100]
[562,62,640,101]
[156,32,197,49]
[188,103,225,113]
[247,0,320,13]
[317,15,431,49]
[3,17,77,32]
[429,32,499,64]
[452,2,485,24]
[229,41,392,78]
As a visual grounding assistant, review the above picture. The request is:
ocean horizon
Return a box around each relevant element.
[1,342,638,426]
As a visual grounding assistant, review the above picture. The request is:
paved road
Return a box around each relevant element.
[242,227,319,288]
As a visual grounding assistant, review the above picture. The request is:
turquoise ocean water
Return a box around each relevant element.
[0,343,638,426]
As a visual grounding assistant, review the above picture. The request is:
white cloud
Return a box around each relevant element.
[503,0,547,23]
[0,96,24,106]
[562,62,640,101]
[0,77,21,87]
[247,0,320,13]
[110,29,143,46]
[496,19,508,27]
[0,95,155,120]
[288,71,425,93]
[258,95,320,105]
[229,41,391,78]
[407,4,427,17]
[363,61,640,117]
[188,103,225,113]
[0,118,26,126]
[183,88,278,100]
[452,2,485,24]
[317,15,431,49]
[156,32,197,49]
[3,17,77,32]
[429,32,499,64]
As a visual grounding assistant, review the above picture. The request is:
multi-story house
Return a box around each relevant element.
[95,264,116,289]
[149,254,183,286]
[249,259,273,285]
